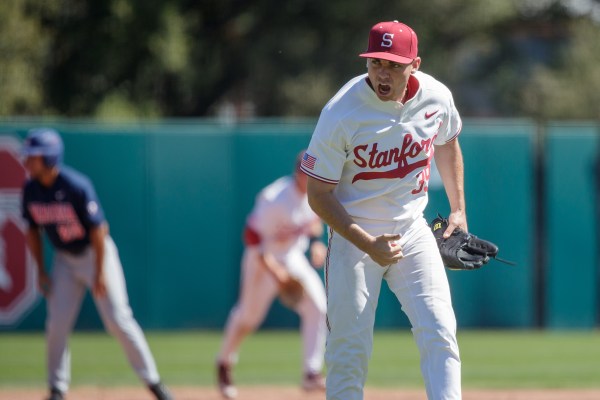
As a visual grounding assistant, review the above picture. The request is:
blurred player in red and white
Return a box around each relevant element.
[216,151,328,399]
[303,21,465,399]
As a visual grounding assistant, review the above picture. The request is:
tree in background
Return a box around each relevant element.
[0,1,47,115]
[1,0,599,120]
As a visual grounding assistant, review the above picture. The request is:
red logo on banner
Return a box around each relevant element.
[0,136,37,325]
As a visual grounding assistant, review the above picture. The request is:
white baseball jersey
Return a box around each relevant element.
[246,176,319,260]
[219,176,327,376]
[301,71,462,223]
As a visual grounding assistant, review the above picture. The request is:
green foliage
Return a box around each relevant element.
[523,19,600,120]
[1,330,599,388]
[0,0,47,115]
[1,0,600,119]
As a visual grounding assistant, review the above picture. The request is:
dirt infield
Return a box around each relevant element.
[2,386,600,400]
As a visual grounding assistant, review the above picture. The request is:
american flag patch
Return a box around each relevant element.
[301,152,316,170]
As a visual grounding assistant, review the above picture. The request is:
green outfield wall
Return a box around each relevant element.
[0,119,597,330]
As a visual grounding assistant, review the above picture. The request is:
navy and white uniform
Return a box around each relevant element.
[22,166,162,393]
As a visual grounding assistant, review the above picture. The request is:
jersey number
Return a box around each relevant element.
[412,164,431,195]
[57,222,85,242]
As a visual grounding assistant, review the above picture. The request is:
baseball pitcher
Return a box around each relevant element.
[302,21,465,400]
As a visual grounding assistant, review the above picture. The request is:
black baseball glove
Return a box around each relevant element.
[430,214,510,270]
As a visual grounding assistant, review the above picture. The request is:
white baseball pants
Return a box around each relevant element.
[46,236,160,392]
[325,217,461,400]
[218,246,327,374]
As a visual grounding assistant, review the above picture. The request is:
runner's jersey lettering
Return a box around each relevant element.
[22,166,105,253]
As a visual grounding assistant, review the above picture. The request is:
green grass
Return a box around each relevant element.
[1,330,599,389]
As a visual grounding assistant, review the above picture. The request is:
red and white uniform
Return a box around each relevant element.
[246,176,318,260]
[218,176,327,375]
[302,71,462,400]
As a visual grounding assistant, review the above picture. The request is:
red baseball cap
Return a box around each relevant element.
[359,21,418,64]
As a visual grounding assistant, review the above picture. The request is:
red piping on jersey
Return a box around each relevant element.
[243,225,261,246]
[300,166,339,185]
[403,74,420,103]
[325,226,333,332]
[445,119,463,143]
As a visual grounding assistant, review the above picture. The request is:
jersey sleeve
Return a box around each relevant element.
[300,109,348,184]
[74,178,105,228]
[434,91,463,145]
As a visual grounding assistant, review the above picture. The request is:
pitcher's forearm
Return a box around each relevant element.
[435,140,466,221]
[307,182,374,253]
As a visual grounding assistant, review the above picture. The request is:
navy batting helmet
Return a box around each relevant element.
[22,128,64,167]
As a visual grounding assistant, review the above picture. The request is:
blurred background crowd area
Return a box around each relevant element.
[2,0,600,122]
